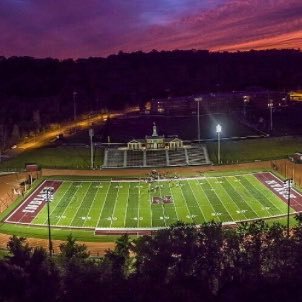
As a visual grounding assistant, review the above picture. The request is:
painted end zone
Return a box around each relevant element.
[255,172,302,212]
[5,180,62,224]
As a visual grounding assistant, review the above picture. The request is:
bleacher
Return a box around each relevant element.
[102,144,211,168]
[168,149,187,166]
[146,150,167,167]
[104,149,125,168]
[127,150,144,167]
[187,147,207,165]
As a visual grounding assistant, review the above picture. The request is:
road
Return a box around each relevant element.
[9,107,139,154]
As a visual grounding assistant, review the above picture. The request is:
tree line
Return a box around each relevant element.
[2,217,302,301]
[0,49,302,124]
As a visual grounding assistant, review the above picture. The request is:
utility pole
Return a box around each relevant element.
[89,128,94,169]
[194,97,202,143]
[73,91,78,121]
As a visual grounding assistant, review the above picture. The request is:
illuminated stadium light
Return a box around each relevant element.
[216,124,222,133]
[216,124,222,164]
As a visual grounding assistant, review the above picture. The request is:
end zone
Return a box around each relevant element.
[5,180,62,224]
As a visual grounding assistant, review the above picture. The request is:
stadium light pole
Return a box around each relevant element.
[89,128,94,169]
[284,178,293,237]
[194,97,202,143]
[73,91,78,121]
[243,96,250,119]
[268,99,273,132]
[43,188,53,257]
[216,124,222,164]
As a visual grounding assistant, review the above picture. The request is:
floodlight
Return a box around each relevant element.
[216,124,222,133]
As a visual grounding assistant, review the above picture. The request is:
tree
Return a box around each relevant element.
[59,234,90,261]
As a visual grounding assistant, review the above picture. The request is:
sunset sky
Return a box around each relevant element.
[1,0,302,58]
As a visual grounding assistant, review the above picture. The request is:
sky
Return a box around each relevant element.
[0,0,302,58]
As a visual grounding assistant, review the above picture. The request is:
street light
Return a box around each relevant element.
[73,91,78,121]
[89,128,94,169]
[268,99,273,132]
[284,178,293,237]
[216,124,222,164]
[43,188,54,256]
[194,97,202,143]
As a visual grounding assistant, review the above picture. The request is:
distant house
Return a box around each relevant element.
[127,123,183,150]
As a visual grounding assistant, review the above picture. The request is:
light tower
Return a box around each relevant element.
[284,178,293,237]
[43,188,54,256]
[243,95,250,118]
[216,124,222,164]
[89,128,94,169]
[268,99,274,132]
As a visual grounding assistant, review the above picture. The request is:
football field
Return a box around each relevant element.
[5,172,302,232]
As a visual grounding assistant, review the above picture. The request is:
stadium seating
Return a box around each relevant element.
[168,149,187,166]
[102,144,211,168]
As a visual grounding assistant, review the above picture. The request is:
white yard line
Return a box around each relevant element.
[95,183,111,228]
[109,184,120,228]
[83,183,103,227]
[206,178,236,222]
[195,180,219,222]
[42,182,74,225]
[187,180,206,222]
[216,177,249,220]
[56,183,90,226]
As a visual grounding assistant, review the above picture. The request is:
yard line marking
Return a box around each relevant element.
[58,182,91,226]
[168,182,180,222]
[109,183,121,228]
[205,178,235,222]
[69,183,92,227]
[123,183,131,228]
[41,182,74,225]
[175,182,194,224]
[95,183,111,228]
[83,182,104,228]
[196,180,220,222]
[158,180,167,227]
[229,176,269,218]
[215,177,249,221]
[243,175,284,214]
[187,180,206,222]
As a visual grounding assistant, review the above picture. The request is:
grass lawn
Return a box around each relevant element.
[207,136,302,164]
[0,146,103,170]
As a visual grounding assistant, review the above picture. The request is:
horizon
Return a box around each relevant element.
[0,0,302,59]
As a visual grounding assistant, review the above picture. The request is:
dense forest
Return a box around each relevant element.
[1,49,302,123]
[2,218,302,302]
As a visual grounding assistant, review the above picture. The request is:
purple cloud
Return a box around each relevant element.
[0,0,301,58]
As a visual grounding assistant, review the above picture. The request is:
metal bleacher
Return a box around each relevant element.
[103,144,211,168]
[146,150,167,167]
[104,149,125,168]
[127,150,144,167]
[168,149,187,166]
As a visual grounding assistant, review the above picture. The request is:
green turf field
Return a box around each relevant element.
[21,173,293,230]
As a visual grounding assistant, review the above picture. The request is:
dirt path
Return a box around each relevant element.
[0,233,115,256]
